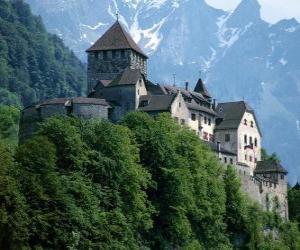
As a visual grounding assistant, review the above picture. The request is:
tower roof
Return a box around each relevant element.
[194,78,211,98]
[86,21,147,58]
[254,159,288,174]
[215,101,262,136]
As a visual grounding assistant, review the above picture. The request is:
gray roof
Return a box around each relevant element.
[254,160,288,174]
[194,78,211,98]
[108,68,142,87]
[186,102,218,116]
[146,81,168,95]
[86,21,147,58]
[138,94,176,112]
[215,101,262,136]
[203,141,236,156]
[26,97,110,109]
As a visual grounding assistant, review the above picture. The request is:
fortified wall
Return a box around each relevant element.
[19,97,110,143]
[239,172,288,219]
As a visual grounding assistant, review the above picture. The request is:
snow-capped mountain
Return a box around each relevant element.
[25,0,300,183]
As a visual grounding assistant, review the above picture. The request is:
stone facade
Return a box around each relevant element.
[87,49,147,94]
[19,98,110,143]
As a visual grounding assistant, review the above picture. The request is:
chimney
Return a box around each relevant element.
[217,141,221,159]
[185,81,189,90]
[212,99,216,110]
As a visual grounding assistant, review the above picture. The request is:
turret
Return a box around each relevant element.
[86,21,148,95]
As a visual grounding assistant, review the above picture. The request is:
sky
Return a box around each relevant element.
[205,0,300,23]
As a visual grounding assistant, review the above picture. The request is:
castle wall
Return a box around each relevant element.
[19,99,109,143]
[238,172,288,220]
[215,129,238,154]
[237,112,261,174]
[87,49,147,95]
[94,85,137,122]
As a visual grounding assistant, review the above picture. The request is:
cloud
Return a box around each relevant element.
[205,0,300,23]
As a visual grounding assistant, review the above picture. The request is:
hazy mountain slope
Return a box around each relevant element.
[0,0,86,107]
[25,0,300,182]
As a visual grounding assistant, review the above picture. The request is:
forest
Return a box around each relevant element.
[0,109,300,249]
[0,0,300,248]
[0,0,86,107]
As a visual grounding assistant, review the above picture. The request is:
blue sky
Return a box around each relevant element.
[205,0,300,23]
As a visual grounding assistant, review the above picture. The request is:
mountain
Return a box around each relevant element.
[25,0,300,183]
[0,0,86,107]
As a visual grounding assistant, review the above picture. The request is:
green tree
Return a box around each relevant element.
[0,140,29,249]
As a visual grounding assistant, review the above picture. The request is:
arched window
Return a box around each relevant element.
[244,119,247,125]
[250,121,254,127]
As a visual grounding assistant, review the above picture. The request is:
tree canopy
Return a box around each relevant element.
[0,0,86,107]
[0,112,299,249]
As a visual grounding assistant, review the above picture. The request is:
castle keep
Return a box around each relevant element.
[19,21,289,219]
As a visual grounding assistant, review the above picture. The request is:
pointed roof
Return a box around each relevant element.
[194,78,211,98]
[215,101,262,136]
[254,159,288,174]
[86,21,147,58]
[294,182,300,190]
[108,68,143,87]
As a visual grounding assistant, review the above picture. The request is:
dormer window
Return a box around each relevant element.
[244,119,247,125]
[121,50,125,58]
[140,100,149,107]
[191,113,196,121]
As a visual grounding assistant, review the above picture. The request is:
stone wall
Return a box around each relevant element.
[238,171,288,220]
[19,98,109,143]
[87,49,147,94]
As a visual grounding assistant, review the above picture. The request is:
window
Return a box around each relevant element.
[281,174,284,180]
[203,132,208,140]
[244,134,247,144]
[208,118,211,126]
[112,50,116,59]
[209,134,214,142]
[230,158,233,164]
[250,121,254,127]
[244,119,247,125]
[245,154,247,161]
[121,50,125,58]
[103,51,108,60]
[137,89,140,95]
[179,102,181,108]
[139,79,142,86]
[250,136,253,145]
[204,116,207,124]
[254,138,257,147]
[224,157,227,164]
[140,100,148,107]
[191,113,196,121]
[225,134,230,142]
[95,52,99,59]
[181,119,185,125]
[249,156,252,162]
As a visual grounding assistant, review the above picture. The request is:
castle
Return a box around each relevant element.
[19,21,288,219]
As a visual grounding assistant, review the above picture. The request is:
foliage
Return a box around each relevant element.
[288,184,300,225]
[261,148,280,163]
[0,113,299,249]
[0,105,19,146]
[0,0,86,107]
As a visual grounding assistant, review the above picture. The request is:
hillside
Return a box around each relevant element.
[0,0,86,107]
[25,0,300,183]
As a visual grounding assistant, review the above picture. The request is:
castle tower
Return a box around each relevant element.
[86,21,148,95]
